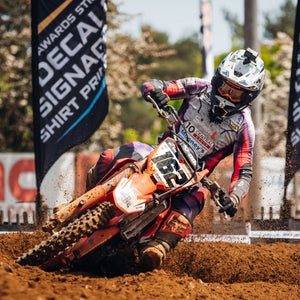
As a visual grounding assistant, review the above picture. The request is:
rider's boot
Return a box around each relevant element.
[139,210,192,271]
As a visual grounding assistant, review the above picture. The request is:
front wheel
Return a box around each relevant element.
[16,202,115,267]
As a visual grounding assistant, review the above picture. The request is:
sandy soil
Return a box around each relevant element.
[0,231,299,300]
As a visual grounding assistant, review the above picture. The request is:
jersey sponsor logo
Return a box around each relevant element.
[185,121,213,149]
[211,131,217,139]
[230,121,240,131]
[179,121,214,156]
[192,132,211,149]
[180,129,201,152]
[225,114,243,132]
[199,91,211,106]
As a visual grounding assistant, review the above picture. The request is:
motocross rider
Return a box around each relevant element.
[86,48,265,271]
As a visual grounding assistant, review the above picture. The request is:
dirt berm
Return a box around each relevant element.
[0,231,299,300]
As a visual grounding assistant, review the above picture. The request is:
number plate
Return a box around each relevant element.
[149,138,194,188]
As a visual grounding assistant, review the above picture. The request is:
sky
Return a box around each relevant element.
[116,0,297,55]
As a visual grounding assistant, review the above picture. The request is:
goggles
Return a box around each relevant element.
[217,81,244,103]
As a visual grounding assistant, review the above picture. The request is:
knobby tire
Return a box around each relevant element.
[16,202,115,267]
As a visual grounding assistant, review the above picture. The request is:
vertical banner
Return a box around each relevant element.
[31,0,109,190]
[284,0,300,189]
[199,0,214,80]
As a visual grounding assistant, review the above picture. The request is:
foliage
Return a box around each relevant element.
[119,97,159,145]
[92,19,176,151]
[142,33,202,80]
[222,9,244,48]
[260,44,286,81]
[0,1,175,152]
[123,128,139,144]
[93,24,202,152]
[264,0,296,39]
[260,32,293,157]
[0,0,32,151]
[222,0,296,48]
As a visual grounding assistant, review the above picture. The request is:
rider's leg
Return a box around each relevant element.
[139,186,209,271]
[86,141,153,191]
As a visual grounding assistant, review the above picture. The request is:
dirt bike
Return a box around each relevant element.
[16,96,229,275]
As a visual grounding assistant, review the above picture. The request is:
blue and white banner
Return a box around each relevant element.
[31,0,109,189]
[284,0,300,189]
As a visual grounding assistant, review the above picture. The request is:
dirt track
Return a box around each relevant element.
[0,231,299,300]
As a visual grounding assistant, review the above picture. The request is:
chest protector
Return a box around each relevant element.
[177,92,244,159]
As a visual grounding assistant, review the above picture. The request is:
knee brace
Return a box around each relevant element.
[155,210,192,249]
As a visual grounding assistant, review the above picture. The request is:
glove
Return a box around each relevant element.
[218,194,239,217]
[150,88,170,109]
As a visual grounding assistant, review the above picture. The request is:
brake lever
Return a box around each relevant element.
[146,95,177,127]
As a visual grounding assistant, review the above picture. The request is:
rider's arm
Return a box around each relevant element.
[229,113,255,203]
[141,78,211,101]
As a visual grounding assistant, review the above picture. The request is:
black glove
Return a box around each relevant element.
[219,194,239,217]
[150,88,170,108]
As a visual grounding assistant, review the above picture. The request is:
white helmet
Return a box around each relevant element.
[218,48,265,92]
[210,48,265,123]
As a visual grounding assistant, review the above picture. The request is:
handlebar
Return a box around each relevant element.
[146,95,178,127]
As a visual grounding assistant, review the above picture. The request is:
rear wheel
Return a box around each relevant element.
[16,202,115,266]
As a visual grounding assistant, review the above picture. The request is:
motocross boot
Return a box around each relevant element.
[139,210,192,271]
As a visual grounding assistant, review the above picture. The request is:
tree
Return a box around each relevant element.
[260,32,293,157]
[264,0,296,39]
[139,32,201,80]
[0,0,32,151]
[222,9,244,48]
[222,0,296,48]
[113,29,202,147]
[92,18,175,151]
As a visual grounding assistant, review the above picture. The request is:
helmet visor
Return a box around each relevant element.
[217,81,244,103]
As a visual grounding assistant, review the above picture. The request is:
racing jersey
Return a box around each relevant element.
[141,77,255,202]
